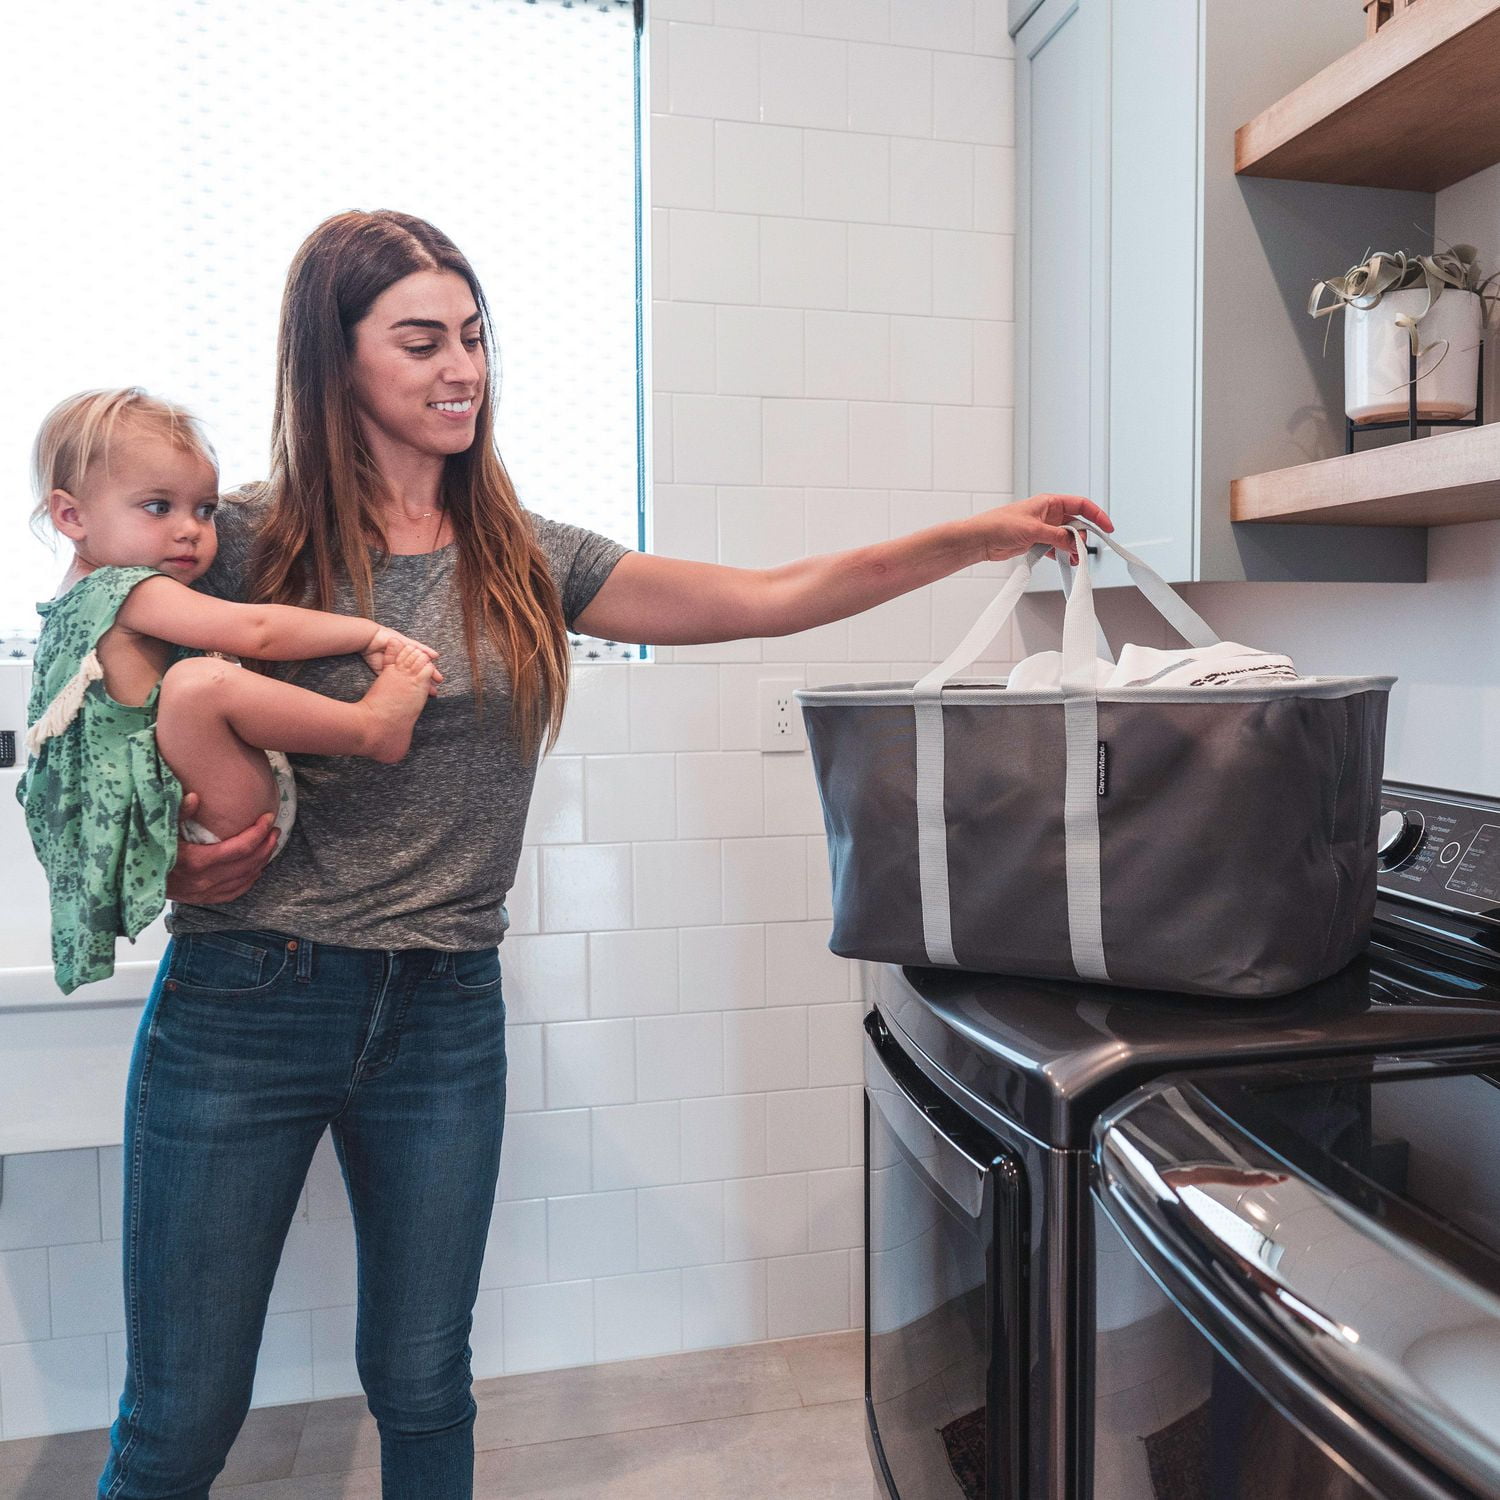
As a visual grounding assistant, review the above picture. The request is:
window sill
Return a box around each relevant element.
[570,634,641,662]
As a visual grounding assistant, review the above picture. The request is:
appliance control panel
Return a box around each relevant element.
[1378,782,1500,921]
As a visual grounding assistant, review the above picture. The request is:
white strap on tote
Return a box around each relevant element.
[911,554,1040,967]
[910,519,1220,975]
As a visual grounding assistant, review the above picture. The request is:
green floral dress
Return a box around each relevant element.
[17,566,185,994]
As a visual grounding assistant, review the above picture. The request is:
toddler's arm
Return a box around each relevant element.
[116,574,432,664]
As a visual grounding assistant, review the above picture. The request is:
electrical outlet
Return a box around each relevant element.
[758,677,807,753]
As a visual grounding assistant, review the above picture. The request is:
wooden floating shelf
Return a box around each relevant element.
[1232,423,1500,526]
[1235,0,1500,191]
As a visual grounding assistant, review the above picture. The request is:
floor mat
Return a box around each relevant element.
[1144,1400,1211,1500]
[938,1406,986,1499]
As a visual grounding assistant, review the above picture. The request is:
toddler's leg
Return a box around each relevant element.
[156,648,436,842]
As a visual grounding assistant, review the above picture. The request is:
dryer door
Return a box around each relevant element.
[864,1010,1027,1500]
[1094,1060,1500,1500]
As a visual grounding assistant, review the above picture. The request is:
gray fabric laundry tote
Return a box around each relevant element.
[796,521,1394,998]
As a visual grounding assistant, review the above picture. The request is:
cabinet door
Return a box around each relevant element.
[1008,0,1045,32]
[1013,0,1125,588]
[1107,0,1198,583]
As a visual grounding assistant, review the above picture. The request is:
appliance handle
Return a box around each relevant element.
[863,1009,1029,1500]
[1095,1081,1500,1500]
[864,1017,990,1220]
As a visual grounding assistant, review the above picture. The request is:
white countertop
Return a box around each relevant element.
[0,966,159,1157]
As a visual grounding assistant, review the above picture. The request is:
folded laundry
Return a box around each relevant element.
[1007,640,1299,692]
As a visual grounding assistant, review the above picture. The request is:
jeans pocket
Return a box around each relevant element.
[451,947,503,993]
[171,931,291,995]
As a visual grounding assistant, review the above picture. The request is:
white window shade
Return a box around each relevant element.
[0,0,642,649]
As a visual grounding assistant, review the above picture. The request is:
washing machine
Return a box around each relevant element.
[865,779,1500,1499]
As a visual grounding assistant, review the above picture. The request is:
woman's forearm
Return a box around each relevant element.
[757,518,984,637]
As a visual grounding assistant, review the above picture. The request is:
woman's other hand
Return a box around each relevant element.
[362,627,442,690]
[974,493,1115,566]
[164,795,280,903]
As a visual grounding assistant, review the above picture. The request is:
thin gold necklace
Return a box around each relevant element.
[396,504,444,550]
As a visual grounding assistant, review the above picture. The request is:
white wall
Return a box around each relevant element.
[0,0,1020,1439]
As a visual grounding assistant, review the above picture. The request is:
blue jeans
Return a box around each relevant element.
[97,930,508,1499]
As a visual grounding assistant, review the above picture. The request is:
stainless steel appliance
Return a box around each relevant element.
[864,781,1500,1500]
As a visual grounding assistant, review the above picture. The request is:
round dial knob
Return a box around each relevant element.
[1378,808,1425,870]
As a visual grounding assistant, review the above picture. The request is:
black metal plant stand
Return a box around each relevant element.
[1346,343,1485,453]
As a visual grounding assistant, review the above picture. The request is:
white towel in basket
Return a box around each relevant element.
[1007,640,1298,693]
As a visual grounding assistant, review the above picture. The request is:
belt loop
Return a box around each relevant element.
[430,951,451,978]
[295,937,313,982]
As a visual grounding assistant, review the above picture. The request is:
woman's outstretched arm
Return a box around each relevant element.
[575,493,1111,647]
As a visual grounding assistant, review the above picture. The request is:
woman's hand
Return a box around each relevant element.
[973,493,1115,566]
[362,627,442,689]
[164,795,280,904]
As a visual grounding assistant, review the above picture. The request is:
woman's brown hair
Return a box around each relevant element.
[251,210,570,758]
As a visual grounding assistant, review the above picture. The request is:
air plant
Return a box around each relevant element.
[1309,243,1500,373]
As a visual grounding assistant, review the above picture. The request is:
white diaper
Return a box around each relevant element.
[180,748,298,860]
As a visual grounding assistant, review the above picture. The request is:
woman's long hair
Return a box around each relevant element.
[251,209,569,759]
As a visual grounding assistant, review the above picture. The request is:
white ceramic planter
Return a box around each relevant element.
[1345,287,1482,425]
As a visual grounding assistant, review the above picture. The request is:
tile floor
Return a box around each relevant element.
[0,1330,875,1498]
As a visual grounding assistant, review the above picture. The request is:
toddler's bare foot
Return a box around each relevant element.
[359,644,438,763]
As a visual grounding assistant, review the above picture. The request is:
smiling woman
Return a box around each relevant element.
[81,205,1110,1500]
[346,280,487,538]
[244,214,575,762]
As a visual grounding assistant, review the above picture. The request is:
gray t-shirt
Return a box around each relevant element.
[167,485,628,951]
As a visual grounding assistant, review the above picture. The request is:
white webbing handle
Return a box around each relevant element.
[1056,529,1110,979]
[1065,519,1220,654]
[911,546,1046,966]
[913,546,1045,699]
[911,517,1220,976]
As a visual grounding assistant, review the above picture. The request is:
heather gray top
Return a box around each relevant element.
[167,484,628,950]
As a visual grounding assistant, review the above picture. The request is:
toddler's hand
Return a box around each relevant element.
[363,627,442,683]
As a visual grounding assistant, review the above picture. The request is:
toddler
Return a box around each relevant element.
[18,387,441,993]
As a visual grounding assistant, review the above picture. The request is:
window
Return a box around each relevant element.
[0,0,644,658]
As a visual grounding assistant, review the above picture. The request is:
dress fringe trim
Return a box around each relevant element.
[25,650,105,754]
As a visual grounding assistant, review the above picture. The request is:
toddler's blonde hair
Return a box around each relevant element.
[30,387,217,540]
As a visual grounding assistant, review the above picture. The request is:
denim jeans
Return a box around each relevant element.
[97,930,508,1499]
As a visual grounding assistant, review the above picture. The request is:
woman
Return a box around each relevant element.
[101,209,1111,1499]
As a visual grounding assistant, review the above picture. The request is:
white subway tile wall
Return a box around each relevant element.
[0,0,1019,1439]
[682,1258,767,1348]
[594,1267,685,1362]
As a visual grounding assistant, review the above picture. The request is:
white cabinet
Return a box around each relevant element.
[1014,0,1113,577]
[1013,0,1433,584]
